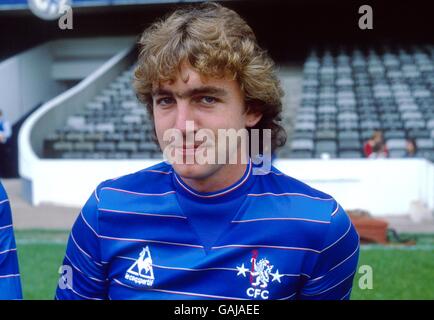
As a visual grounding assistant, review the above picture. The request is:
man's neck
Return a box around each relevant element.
[181,162,248,193]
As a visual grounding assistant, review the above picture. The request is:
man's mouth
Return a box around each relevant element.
[174,143,206,153]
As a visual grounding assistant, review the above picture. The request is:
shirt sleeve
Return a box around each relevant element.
[55,184,109,300]
[299,201,360,300]
[0,186,23,300]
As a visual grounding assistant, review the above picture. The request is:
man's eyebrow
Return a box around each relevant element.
[152,86,228,98]
[187,86,228,97]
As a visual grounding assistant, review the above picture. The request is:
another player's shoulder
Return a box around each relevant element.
[0,181,12,225]
[0,181,8,201]
[95,162,174,200]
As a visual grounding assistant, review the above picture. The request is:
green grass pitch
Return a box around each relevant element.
[15,230,434,300]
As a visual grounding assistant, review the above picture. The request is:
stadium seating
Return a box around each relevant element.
[290,45,434,161]
[43,65,162,159]
[43,46,434,162]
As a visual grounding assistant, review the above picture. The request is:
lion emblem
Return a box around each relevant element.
[250,258,274,288]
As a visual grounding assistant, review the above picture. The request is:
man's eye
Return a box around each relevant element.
[200,96,217,105]
[156,97,174,106]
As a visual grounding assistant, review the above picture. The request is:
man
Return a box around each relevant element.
[56,2,359,300]
[0,181,23,300]
[0,110,11,145]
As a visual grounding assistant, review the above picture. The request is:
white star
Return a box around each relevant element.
[236,263,249,277]
[270,269,283,283]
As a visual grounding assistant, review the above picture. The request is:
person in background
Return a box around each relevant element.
[364,130,388,158]
[0,110,11,145]
[405,138,417,157]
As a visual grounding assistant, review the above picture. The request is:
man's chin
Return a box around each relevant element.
[171,162,218,180]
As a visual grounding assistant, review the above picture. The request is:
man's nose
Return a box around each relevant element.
[173,102,197,134]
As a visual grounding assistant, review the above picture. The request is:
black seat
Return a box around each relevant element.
[338,139,361,151]
[289,150,313,159]
[339,151,362,158]
[315,130,337,140]
[384,130,406,139]
[316,140,337,153]
[407,129,430,139]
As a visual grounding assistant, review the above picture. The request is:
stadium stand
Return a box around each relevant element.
[290,45,434,161]
[42,65,161,160]
[40,45,434,162]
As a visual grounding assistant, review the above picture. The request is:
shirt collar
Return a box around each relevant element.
[172,159,255,202]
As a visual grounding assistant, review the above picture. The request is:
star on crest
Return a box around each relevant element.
[236,263,249,277]
[270,269,283,283]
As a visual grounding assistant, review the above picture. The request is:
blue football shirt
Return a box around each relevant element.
[0,181,22,300]
[56,160,360,300]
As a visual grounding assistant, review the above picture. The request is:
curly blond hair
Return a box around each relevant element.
[133,2,286,152]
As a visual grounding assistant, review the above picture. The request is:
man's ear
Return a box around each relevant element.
[245,111,263,128]
[244,100,263,128]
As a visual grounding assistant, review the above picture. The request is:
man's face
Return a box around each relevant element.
[152,62,261,181]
